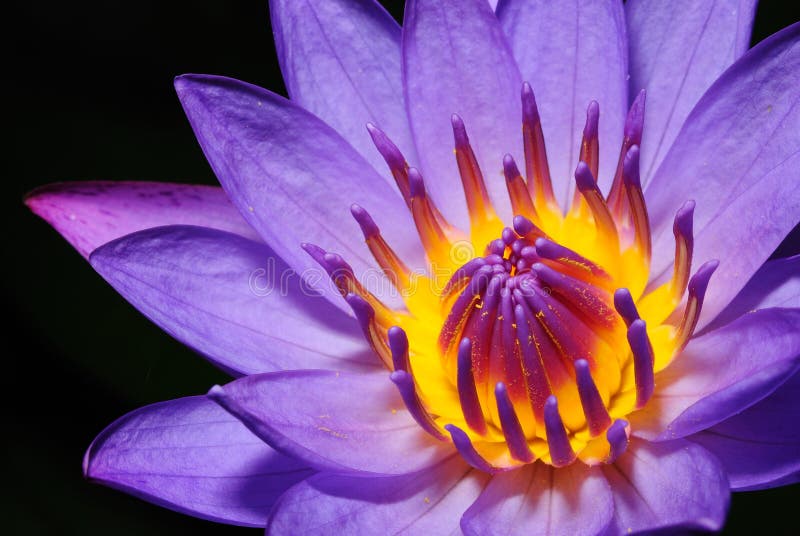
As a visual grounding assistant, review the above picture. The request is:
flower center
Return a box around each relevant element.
[305,84,716,471]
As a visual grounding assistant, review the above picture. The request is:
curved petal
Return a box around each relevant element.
[270,0,417,182]
[631,308,800,440]
[83,396,314,527]
[209,370,452,475]
[498,0,628,204]
[461,462,612,536]
[690,370,800,491]
[702,254,800,333]
[268,456,487,534]
[601,439,729,534]
[626,0,757,183]
[89,225,377,376]
[403,0,522,227]
[175,74,423,309]
[645,23,800,328]
[25,181,260,258]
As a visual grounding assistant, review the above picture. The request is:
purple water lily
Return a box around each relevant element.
[27,0,799,534]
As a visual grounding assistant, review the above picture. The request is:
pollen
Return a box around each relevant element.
[307,84,715,471]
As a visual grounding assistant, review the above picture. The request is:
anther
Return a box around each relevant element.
[608,90,646,214]
[495,382,535,462]
[613,288,640,327]
[605,419,630,463]
[574,162,620,249]
[675,260,719,349]
[574,359,612,437]
[445,424,498,473]
[622,145,651,261]
[627,319,655,409]
[544,395,576,467]
[521,82,556,210]
[366,123,411,204]
[503,154,538,222]
[390,370,446,440]
[457,338,488,435]
[452,114,499,230]
[388,326,410,373]
[351,204,411,290]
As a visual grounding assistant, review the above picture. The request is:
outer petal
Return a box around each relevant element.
[90,225,377,376]
[403,0,522,227]
[270,0,417,182]
[498,0,628,204]
[461,462,612,536]
[690,370,800,491]
[175,74,422,309]
[645,22,800,328]
[25,181,260,258]
[601,439,729,534]
[702,254,800,333]
[631,308,800,440]
[209,370,452,475]
[83,396,314,527]
[626,0,757,183]
[268,456,487,535]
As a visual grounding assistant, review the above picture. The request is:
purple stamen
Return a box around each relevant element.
[495,382,535,462]
[544,395,576,467]
[521,82,554,205]
[605,419,630,464]
[514,303,551,420]
[390,370,446,440]
[439,265,493,354]
[350,203,379,239]
[627,319,655,409]
[457,337,487,435]
[366,123,410,202]
[534,237,612,283]
[345,293,375,340]
[624,90,647,144]
[575,162,619,243]
[574,359,612,437]
[613,288,640,327]
[445,424,497,473]
[676,260,719,347]
[388,326,410,373]
[408,167,426,199]
[671,200,696,296]
[531,263,618,330]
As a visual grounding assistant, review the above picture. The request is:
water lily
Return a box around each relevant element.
[27,0,799,534]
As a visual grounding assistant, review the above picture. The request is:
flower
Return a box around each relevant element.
[26,0,800,534]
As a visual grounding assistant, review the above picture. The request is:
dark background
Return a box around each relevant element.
[4,1,799,534]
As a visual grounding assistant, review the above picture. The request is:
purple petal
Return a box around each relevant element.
[268,456,487,533]
[631,308,800,440]
[645,23,800,329]
[403,0,522,227]
[690,370,800,491]
[498,0,628,205]
[90,225,377,376]
[702,255,800,333]
[83,396,313,527]
[270,0,418,182]
[627,0,757,184]
[208,370,451,475]
[25,181,260,258]
[601,438,729,534]
[461,462,613,536]
[175,74,422,310]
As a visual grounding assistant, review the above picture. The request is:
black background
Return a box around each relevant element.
[5,1,800,534]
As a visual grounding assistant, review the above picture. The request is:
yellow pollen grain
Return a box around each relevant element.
[318,426,347,439]
[424,497,431,504]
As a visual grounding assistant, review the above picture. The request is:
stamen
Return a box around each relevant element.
[495,382,535,462]
[670,200,695,300]
[521,82,556,210]
[534,237,613,289]
[627,319,655,409]
[622,146,651,261]
[607,90,646,215]
[574,162,620,249]
[388,326,410,373]
[408,167,456,266]
[514,303,551,420]
[613,288,640,327]
[366,123,411,204]
[390,370,446,440]
[445,424,497,473]
[574,359,612,437]
[570,101,600,214]
[604,419,630,463]
[544,395,576,467]
[457,338,488,435]
[351,204,411,290]
[452,114,499,230]
[503,154,538,222]
[439,265,493,356]
[513,215,548,242]
[345,293,391,368]
[531,263,619,331]
[675,260,719,349]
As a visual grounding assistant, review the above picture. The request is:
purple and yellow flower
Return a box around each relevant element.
[27,0,800,534]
